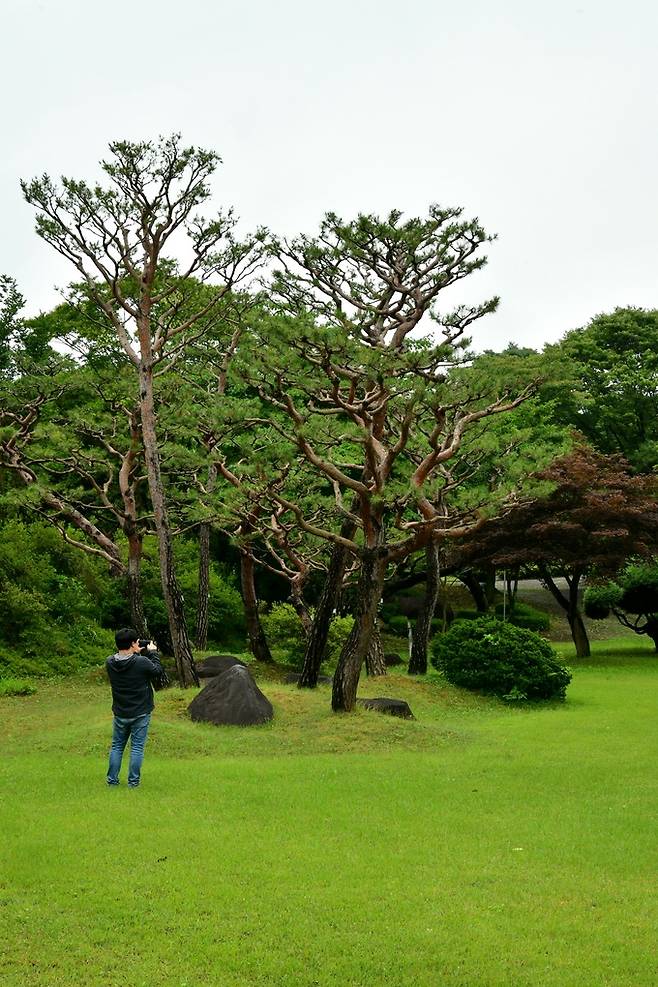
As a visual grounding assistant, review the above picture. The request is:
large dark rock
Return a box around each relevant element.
[196,655,247,679]
[284,672,333,686]
[356,697,415,719]
[384,652,404,667]
[188,665,273,726]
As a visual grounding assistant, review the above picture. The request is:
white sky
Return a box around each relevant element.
[3,0,658,351]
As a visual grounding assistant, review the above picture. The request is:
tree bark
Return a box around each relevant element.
[408,542,440,675]
[298,518,357,688]
[240,546,274,663]
[364,622,387,676]
[290,574,313,637]
[567,610,591,659]
[332,546,387,712]
[126,531,147,637]
[139,363,198,686]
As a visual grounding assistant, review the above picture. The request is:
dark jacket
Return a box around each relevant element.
[106,650,164,719]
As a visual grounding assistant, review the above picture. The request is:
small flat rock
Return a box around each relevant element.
[356,698,415,719]
[188,665,273,726]
[196,655,247,678]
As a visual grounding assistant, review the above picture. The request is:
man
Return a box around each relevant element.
[106,628,164,788]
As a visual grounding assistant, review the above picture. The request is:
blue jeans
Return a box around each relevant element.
[107,713,151,787]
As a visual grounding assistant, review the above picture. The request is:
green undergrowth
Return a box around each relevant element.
[3,638,658,985]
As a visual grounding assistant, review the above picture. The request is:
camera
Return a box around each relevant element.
[138,639,156,652]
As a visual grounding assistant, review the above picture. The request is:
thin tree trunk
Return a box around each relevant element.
[298,518,357,688]
[483,566,497,607]
[139,363,198,686]
[539,563,590,658]
[195,461,217,650]
[332,547,387,712]
[195,521,211,649]
[240,546,274,663]
[290,574,313,637]
[409,542,440,675]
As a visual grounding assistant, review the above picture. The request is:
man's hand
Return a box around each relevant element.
[146,640,158,651]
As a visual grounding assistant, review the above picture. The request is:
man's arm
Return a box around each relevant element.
[139,650,164,677]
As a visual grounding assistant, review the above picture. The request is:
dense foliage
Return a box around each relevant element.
[585,562,658,650]
[431,618,571,701]
[260,603,353,669]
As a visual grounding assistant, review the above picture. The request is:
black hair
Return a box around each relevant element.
[115,627,139,650]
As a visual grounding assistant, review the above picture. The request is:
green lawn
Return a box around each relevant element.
[2,639,658,986]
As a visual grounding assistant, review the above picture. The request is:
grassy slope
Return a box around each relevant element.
[2,638,658,986]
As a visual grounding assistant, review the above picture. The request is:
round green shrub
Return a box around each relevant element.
[584,583,622,620]
[430,617,571,701]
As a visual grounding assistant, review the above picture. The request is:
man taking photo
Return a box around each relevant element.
[106,627,165,788]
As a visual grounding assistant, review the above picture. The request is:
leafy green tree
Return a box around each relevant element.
[454,445,658,656]
[0,275,26,376]
[546,307,658,472]
[22,135,267,685]
[246,208,535,710]
[585,562,658,650]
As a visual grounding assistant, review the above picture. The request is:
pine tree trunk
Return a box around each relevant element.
[127,532,148,638]
[139,363,198,686]
[290,577,313,637]
[409,542,440,675]
[298,521,356,688]
[240,546,274,663]
[332,548,387,712]
[364,622,387,676]
[195,521,211,649]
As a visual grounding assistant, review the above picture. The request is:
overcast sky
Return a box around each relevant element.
[3,0,657,352]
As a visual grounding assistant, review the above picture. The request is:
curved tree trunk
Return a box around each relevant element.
[195,521,211,649]
[290,575,313,637]
[298,519,356,688]
[139,363,198,686]
[459,570,489,612]
[332,547,387,712]
[409,542,440,675]
[539,563,590,658]
[240,546,274,663]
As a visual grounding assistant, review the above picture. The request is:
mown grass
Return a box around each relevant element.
[2,638,658,985]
